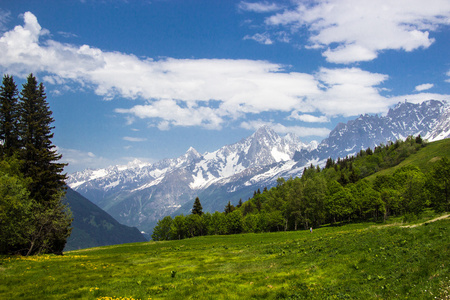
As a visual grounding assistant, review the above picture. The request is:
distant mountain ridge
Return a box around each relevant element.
[67,100,450,233]
[293,99,449,165]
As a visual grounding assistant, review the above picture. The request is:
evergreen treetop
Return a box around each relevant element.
[18,74,67,206]
[0,74,20,156]
[192,197,203,215]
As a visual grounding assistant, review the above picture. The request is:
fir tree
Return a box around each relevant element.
[0,75,20,156]
[18,74,67,205]
[192,197,203,215]
[224,201,235,214]
[17,74,71,254]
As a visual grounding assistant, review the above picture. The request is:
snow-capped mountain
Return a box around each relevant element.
[67,100,450,233]
[293,100,450,165]
[67,126,313,232]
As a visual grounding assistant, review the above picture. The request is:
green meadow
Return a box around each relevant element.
[1,214,449,299]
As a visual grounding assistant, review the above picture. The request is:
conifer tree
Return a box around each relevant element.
[224,201,235,214]
[0,75,20,156]
[192,197,203,215]
[17,74,71,254]
[18,74,67,205]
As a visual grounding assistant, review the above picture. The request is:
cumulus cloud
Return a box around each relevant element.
[116,100,225,130]
[414,83,434,92]
[0,11,437,135]
[259,0,450,63]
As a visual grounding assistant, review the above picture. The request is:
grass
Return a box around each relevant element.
[1,215,449,299]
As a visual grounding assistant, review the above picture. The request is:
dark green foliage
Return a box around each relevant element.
[426,157,450,212]
[0,74,71,255]
[0,157,34,254]
[18,74,67,206]
[224,200,235,214]
[0,75,20,157]
[152,216,173,241]
[191,197,203,215]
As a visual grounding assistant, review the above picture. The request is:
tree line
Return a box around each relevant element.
[0,74,71,255]
[152,136,449,241]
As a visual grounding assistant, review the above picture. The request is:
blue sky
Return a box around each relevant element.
[0,0,449,173]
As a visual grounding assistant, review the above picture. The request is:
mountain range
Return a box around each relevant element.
[67,100,450,234]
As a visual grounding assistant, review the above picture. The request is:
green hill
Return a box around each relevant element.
[63,188,147,251]
[366,138,450,179]
[1,216,448,299]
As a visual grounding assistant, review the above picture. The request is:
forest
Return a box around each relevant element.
[152,136,450,241]
[0,74,71,256]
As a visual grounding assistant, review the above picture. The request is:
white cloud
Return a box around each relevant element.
[414,83,434,92]
[238,1,283,13]
[116,99,225,130]
[57,31,78,38]
[288,112,329,123]
[240,120,331,137]
[446,70,450,83]
[56,147,111,174]
[262,0,450,63]
[387,93,450,105]
[313,67,391,116]
[1,12,445,134]
[0,9,11,32]
[123,136,147,142]
[57,146,155,174]
[243,32,273,44]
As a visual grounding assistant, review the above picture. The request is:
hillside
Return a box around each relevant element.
[1,216,449,299]
[63,188,147,251]
[365,138,450,179]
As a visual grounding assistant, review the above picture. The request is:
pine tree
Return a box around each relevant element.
[18,74,67,205]
[224,201,235,215]
[17,74,71,254]
[0,75,20,156]
[192,197,203,216]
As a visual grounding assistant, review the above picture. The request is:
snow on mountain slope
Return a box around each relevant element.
[425,101,450,141]
[293,100,449,166]
[67,100,449,233]
[66,126,316,231]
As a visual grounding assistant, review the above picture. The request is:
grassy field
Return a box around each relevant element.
[1,214,449,299]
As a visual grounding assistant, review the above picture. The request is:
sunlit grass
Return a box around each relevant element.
[1,216,449,299]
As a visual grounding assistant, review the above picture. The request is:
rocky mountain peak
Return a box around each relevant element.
[248,125,280,147]
[185,147,201,159]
